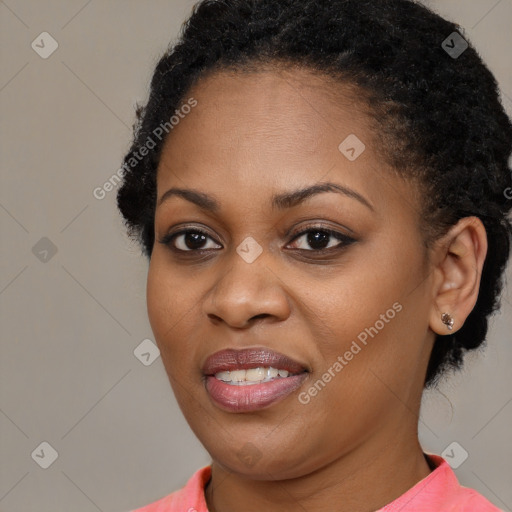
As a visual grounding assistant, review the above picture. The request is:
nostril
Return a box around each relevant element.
[251,313,270,321]
[207,313,223,324]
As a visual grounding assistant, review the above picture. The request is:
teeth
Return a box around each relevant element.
[267,367,279,379]
[246,368,266,382]
[230,370,246,382]
[216,371,232,382]
[214,366,294,385]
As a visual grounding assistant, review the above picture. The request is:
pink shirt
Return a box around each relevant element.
[130,454,503,511]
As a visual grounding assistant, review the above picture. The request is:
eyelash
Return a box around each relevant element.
[158,224,356,256]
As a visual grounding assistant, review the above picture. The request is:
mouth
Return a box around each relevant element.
[202,348,309,412]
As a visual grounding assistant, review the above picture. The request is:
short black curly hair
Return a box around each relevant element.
[117,0,512,387]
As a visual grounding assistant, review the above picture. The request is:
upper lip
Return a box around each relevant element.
[202,348,308,376]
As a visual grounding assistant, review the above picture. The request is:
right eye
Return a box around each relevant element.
[159,229,223,253]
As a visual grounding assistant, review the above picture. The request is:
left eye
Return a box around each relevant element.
[287,229,354,251]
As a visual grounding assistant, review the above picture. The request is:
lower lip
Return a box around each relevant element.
[205,374,308,412]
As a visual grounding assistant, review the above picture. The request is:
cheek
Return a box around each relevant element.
[146,256,200,375]
[304,235,429,379]
[147,250,200,328]
[146,261,173,342]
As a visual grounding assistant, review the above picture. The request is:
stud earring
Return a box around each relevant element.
[441,312,454,331]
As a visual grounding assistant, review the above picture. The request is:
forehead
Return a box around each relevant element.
[165,65,373,151]
[155,66,410,213]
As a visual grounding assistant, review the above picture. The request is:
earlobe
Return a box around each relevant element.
[440,312,454,330]
[429,217,488,335]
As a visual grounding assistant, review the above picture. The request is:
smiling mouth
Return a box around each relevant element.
[214,366,300,385]
[202,348,309,412]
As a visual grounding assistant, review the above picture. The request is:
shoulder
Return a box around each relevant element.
[129,466,211,512]
[430,454,503,512]
[454,485,504,512]
[128,458,504,512]
[378,453,503,512]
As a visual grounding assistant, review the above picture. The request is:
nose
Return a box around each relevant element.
[203,249,291,329]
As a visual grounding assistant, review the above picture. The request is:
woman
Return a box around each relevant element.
[117,0,511,510]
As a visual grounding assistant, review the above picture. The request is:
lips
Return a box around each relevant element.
[202,348,308,413]
[203,348,307,375]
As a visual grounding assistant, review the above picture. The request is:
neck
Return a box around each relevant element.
[204,425,432,512]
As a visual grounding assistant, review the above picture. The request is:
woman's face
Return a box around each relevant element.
[147,67,436,478]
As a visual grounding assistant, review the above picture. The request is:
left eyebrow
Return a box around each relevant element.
[271,182,374,211]
[157,181,374,212]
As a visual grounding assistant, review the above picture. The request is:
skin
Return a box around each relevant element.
[146,66,487,512]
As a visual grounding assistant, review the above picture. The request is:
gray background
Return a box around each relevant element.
[0,1,511,511]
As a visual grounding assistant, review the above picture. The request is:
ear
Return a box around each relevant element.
[429,217,488,335]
